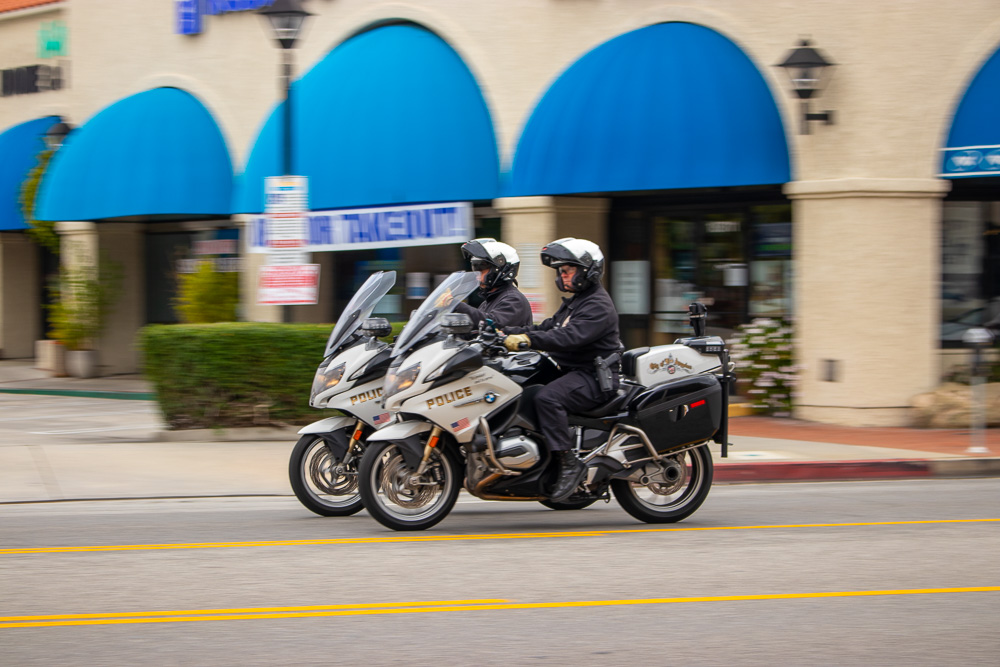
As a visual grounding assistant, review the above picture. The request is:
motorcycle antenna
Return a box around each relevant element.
[689,302,707,337]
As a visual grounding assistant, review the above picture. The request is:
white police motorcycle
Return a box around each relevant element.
[289,271,398,516]
[358,272,735,531]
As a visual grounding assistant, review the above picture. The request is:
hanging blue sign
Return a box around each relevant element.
[940,145,1000,178]
[176,0,276,36]
[248,202,473,253]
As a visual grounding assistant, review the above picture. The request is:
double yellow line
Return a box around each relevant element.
[2,518,997,556]
[2,588,998,629]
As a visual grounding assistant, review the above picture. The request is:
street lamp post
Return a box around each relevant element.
[258,0,312,323]
[962,327,995,454]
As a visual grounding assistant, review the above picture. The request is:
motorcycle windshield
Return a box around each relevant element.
[323,270,397,357]
[391,271,480,359]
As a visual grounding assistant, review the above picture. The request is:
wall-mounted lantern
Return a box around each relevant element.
[776,39,836,135]
[45,119,73,150]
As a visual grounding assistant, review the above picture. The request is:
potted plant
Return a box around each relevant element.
[47,253,123,379]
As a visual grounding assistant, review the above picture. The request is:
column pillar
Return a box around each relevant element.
[494,196,609,319]
[57,221,144,375]
[0,232,41,358]
[785,178,950,426]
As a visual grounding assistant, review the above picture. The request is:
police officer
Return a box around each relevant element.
[502,238,622,502]
[451,238,533,329]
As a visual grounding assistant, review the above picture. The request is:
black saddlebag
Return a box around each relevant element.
[628,375,722,452]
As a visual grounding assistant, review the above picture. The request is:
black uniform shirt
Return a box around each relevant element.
[506,283,621,370]
[455,282,533,329]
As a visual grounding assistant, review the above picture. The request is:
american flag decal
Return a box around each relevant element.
[450,417,471,432]
[373,412,391,424]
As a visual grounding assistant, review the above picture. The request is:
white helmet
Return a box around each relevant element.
[540,237,604,292]
[461,238,520,288]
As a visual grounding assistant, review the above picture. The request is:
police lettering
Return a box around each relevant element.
[350,388,383,405]
[425,387,473,409]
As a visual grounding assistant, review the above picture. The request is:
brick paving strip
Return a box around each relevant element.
[722,416,1000,482]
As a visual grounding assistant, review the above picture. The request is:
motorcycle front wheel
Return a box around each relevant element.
[611,444,713,523]
[358,440,461,531]
[289,434,364,517]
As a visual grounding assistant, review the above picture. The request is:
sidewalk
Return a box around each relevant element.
[1,359,998,503]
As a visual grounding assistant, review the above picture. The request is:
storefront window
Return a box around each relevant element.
[750,205,793,318]
[610,194,792,346]
[941,201,1000,347]
[652,216,697,336]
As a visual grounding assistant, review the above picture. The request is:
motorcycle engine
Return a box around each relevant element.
[494,434,541,470]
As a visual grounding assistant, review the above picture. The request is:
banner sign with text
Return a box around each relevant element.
[247,202,472,253]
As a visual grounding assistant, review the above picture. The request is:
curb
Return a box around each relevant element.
[153,426,301,442]
[714,457,1000,483]
[0,388,155,401]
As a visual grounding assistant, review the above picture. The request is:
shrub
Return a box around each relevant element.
[174,259,239,323]
[139,321,404,430]
[727,318,798,417]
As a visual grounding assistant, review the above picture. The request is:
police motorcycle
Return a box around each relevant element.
[289,270,398,516]
[358,271,736,531]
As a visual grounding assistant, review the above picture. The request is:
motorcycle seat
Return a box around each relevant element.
[575,383,640,419]
[621,347,648,379]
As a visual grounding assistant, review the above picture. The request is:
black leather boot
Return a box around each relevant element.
[550,451,586,502]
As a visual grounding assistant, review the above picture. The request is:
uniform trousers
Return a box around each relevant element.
[535,369,616,452]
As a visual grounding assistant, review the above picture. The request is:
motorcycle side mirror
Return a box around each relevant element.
[441,312,474,335]
[359,317,392,338]
[689,302,708,337]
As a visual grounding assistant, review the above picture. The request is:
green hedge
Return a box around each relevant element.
[139,322,403,430]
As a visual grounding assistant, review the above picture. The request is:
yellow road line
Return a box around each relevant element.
[1,518,996,556]
[2,588,997,629]
[0,599,511,622]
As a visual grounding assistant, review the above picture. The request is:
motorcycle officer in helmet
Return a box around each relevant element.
[438,238,533,329]
[502,238,622,502]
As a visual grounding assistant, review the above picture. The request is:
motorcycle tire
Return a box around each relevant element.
[611,444,713,524]
[539,498,597,511]
[359,439,462,531]
[289,434,365,517]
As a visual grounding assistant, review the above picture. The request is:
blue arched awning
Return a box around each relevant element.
[508,23,790,196]
[942,46,1000,177]
[36,88,234,221]
[234,24,499,213]
[0,116,58,231]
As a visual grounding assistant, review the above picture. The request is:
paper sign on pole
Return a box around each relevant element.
[257,264,320,306]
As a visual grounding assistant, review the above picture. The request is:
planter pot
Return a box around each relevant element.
[66,349,100,379]
[35,340,67,377]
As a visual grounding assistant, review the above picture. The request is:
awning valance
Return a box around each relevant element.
[35,88,234,221]
[508,22,791,196]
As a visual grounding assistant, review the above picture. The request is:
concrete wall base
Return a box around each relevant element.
[795,405,915,428]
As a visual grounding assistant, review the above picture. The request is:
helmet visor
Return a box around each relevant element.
[469,258,493,272]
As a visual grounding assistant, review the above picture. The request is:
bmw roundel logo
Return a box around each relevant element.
[484,392,497,404]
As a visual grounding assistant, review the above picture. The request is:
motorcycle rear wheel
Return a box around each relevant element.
[611,444,713,523]
[289,435,364,517]
[359,440,461,531]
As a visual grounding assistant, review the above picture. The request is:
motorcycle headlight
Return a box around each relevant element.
[384,362,421,398]
[310,362,346,400]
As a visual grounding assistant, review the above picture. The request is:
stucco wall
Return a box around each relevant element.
[3,1,999,181]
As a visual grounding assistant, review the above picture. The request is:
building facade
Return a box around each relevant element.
[1,0,998,426]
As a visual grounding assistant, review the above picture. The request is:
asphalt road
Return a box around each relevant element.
[1,478,998,665]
